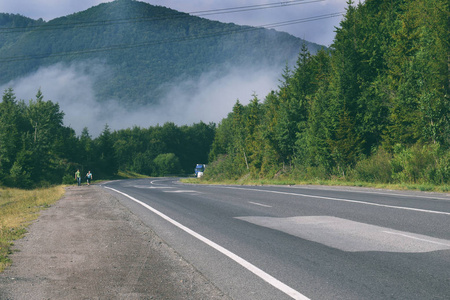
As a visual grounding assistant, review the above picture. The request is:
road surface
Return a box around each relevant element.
[101,178,450,300]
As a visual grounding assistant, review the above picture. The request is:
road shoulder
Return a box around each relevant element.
[0,185,229,299]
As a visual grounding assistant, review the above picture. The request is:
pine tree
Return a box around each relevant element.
[0,88,23,183]
[95,124,118,177]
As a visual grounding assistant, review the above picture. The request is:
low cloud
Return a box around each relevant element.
[1,60,282,137]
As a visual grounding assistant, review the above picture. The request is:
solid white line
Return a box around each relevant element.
[164,190,200,193]
[348,190,450,201]
[135,186,174,189]
[249,201,273,208]
[382,231,450,247]
[105,187,310,300]
[150,179,168,185]
[296,186,450,201]
[220,187,450,216]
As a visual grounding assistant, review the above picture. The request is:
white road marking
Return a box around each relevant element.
[249,201,272,208]
[294,186,450,201]
[150,179,166,184]
[349,191,450,201]
[134,186,174,189]
[221,187,450,216]
[150,179,178,185]
[164,190,200,193]
[100,181,116,185]
[105,187,310,300]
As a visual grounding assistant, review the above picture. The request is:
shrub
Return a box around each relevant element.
[426,150,450,184]
[354,149,393,183]
[132,151,155,176]
[202,154,246,181]
[391,143,447,184]
[62,174,75,185]
[153,153,182,176]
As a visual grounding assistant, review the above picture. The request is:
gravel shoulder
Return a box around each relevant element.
[0,185,230,300]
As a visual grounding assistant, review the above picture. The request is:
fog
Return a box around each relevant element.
[1,60,282,137]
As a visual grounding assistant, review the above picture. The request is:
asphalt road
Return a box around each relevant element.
[101,178,450,300]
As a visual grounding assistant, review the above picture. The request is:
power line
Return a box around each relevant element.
[191,0,325,16]
[263,12,344,29]
[0,12,343,64]
[0,0,324,34]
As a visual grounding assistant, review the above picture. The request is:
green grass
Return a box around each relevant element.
[115,170,150,179]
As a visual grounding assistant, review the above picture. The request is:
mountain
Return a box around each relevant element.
[0,0,323,107]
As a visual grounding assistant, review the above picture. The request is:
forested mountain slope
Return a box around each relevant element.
[206,0,449,185]
[0,0,321,106]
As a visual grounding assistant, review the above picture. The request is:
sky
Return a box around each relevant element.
[0,1,351,136]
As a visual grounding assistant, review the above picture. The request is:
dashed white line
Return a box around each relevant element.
[134,186,174,189]
[164,190,200,193]
[105,187,310,300]
[249,201,272,208]
[221,187,450,216]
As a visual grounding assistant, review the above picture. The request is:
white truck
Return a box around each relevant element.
[194,164,206,178]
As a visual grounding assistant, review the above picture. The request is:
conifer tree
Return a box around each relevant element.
[95,124,118,177]
[0,89,22,182]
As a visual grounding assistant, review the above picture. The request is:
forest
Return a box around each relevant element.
[205,0,449,186]
[0,0,448,189]
[0,87,215,188]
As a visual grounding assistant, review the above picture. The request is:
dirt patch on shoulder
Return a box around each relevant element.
[0,186,230,300]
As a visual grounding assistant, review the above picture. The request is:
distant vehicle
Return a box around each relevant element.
[195,164,206,178]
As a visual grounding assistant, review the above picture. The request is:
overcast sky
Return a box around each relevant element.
[0,0,350,46]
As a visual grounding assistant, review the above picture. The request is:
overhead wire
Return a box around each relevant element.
[0,12,343,64]
[0,0,325,33]
[0,1,343,63]
[263,12,344,29]
[192,0,325,16]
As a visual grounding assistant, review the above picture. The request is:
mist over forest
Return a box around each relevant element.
[3,61,283,136]
[0,0,321,136]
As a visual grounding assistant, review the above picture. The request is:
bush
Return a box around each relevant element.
[354,149,393,183]
[202,154,247,181]
[305,165,331,181]
[62,174,75,185]
[7,162,32,189]
[132,151,155,176]
[391,143,448,184]
[426,149,450,184]
[153,153,182,176]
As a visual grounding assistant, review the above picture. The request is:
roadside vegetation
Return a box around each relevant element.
[201,0,449,188]
[191,142,449,193]
[184,177,449,194]
[0,186,64,272]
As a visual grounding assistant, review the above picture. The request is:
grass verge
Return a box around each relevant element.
[115,170,150,179]
[181,177,449,193]
[0,186,65,273]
